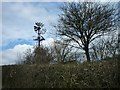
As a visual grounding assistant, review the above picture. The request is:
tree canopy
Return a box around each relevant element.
[56,2,117,62]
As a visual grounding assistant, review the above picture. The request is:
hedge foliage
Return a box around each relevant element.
[2,59,119,88]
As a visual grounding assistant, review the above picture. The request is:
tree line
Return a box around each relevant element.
[17,2,119,65]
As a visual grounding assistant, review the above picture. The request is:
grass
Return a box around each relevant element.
[2,59,119,88]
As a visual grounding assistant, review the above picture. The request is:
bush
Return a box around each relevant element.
[2,59,119,88]
[21,46,53,64]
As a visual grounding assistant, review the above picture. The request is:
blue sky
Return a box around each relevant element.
[1,2,63,65]
[2,2,62,46]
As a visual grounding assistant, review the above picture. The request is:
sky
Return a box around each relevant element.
[1,2,62,65]
[1,0,119,65]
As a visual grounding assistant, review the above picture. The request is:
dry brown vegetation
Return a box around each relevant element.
[2,59,119,88]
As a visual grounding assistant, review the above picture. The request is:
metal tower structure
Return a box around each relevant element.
[33,22,46,47]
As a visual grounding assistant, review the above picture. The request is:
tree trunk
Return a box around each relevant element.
[85,47,91,62]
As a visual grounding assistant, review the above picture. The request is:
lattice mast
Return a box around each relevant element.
[34,22,46,47]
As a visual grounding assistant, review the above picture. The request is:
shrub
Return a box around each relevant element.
[2,59,119,88]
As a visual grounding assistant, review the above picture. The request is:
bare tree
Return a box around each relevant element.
[55,2,117,62]
[117,2,120,55]
[90,38,106,61]
[32,46,53,64]
[19,46,53,64]
[23,48,34,64]
[90,33,118,61]
[51,40,74,63]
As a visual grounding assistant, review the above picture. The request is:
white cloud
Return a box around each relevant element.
[1,44,33,65]
[0,3,2,46]
[2,0,120,2]
[2,2,60,44]
[1,37,55,65]
[42,38,55,47]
